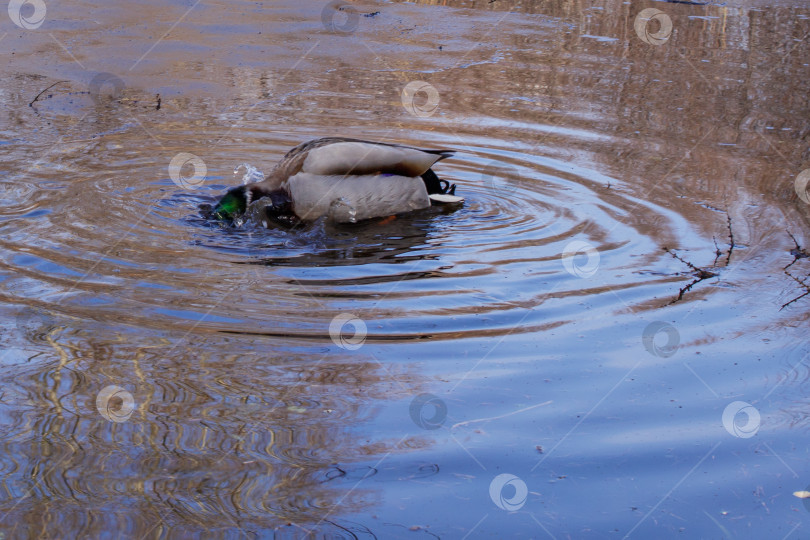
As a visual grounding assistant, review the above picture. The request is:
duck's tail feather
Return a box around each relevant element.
[421,168,457,195]
[424,149,454,162]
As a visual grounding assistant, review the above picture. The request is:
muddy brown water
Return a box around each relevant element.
[1,0,809,537]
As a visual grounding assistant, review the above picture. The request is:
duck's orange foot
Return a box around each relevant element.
[378,215,397,225]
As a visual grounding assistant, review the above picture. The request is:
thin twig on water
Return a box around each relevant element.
[29,81,68,107]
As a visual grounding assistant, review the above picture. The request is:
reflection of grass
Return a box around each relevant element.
[0,331,425,536]
[781,231,810,310]
[663,209,734,305]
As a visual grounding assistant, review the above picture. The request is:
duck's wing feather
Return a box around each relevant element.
[256,138,454,191]
[301,139,453,177]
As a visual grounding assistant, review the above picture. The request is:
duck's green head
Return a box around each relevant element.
[212,185,250,220]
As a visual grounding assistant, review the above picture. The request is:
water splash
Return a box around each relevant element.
[234,163,264,185]
[328,198,357,224]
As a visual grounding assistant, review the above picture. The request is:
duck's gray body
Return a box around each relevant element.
[213,137,459,225]
[287,172,431,222]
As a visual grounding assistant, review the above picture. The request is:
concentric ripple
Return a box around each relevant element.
[0,130,697,345]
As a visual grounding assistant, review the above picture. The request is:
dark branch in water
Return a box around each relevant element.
[712,236,722,264]
[785,270,809,289]
[669,276,702,305]
[781,230,810,309]
[662,210,735,305]
[781,268,810,309]
[663,247,718,305]
[664,248,716,278]
[324,519,379,540]
[29,80,68,107]
[787,230,802,250]
[725,212,735,266]
[664,247,700,272]
[782,290,810,310]
[784,230,809,271]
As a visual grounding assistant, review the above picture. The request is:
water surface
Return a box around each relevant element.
[1,0,810,537]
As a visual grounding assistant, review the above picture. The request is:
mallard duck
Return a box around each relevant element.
[212,137,462,226]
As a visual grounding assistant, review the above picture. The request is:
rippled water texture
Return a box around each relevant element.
[1,0,810,537]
